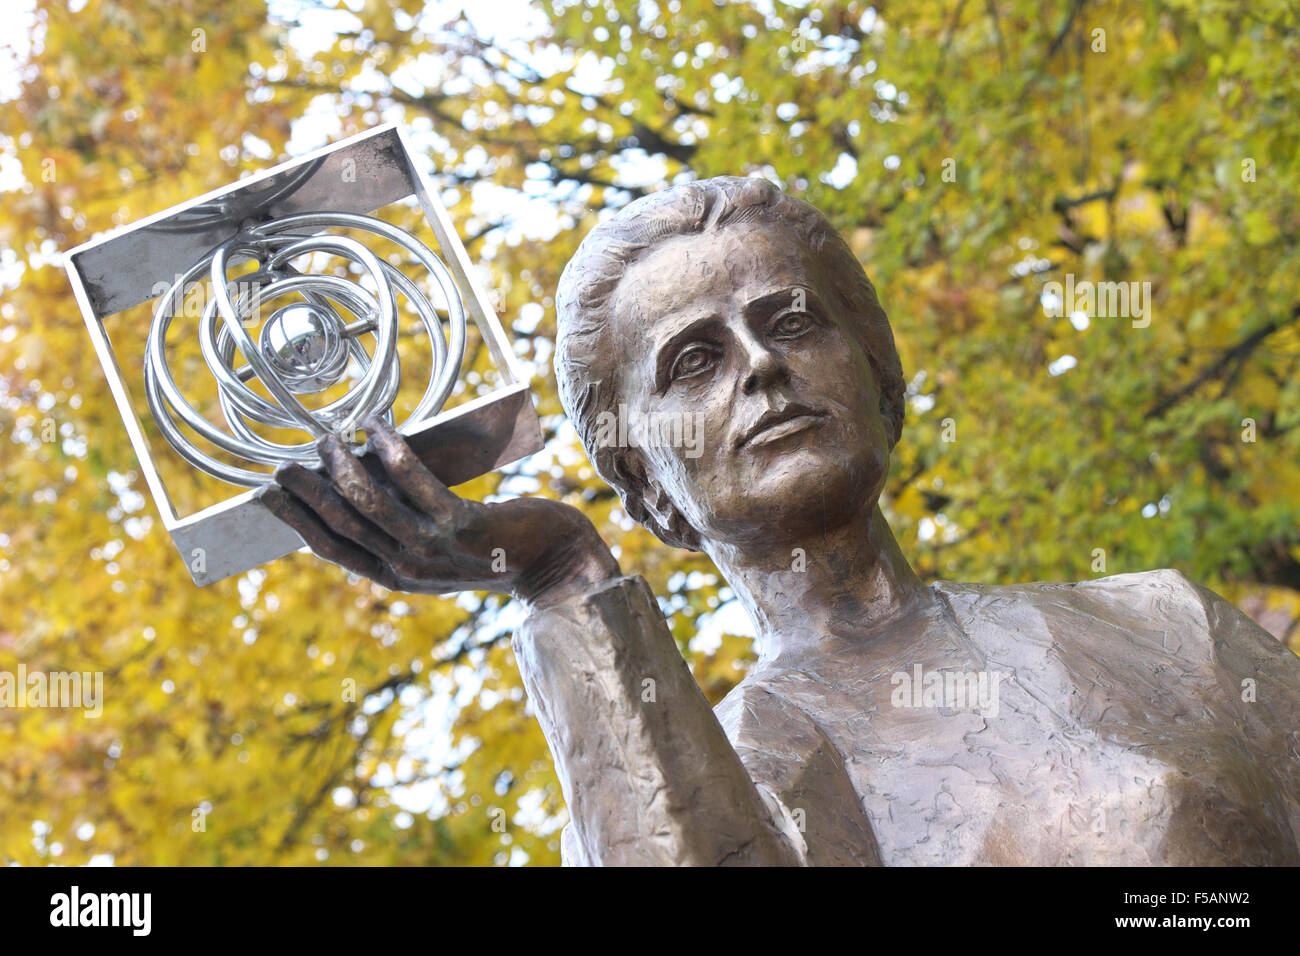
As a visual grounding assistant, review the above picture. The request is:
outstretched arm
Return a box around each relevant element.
[260,418,799,866]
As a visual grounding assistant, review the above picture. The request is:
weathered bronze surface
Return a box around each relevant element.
[259,176,1300,866]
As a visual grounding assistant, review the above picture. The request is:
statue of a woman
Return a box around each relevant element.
[258,177,1300,866]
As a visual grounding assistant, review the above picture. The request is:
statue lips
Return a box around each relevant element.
[736,403,828,450]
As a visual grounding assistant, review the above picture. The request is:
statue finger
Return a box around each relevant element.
[316,433,432,549]
[256,485,401,590]
[361,415,465,525]
[273,462,403,560]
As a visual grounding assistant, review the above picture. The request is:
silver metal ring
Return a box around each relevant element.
[143,212,468,486]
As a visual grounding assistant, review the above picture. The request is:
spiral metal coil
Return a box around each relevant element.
[143,212,467,487]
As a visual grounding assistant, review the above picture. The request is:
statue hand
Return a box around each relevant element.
[255,416,621,609]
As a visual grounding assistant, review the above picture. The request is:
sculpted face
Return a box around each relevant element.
[606,219,894,549]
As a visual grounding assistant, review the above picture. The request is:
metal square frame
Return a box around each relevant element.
[64,124,543,586]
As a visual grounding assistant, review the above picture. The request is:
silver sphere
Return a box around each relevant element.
[259,302,349,393]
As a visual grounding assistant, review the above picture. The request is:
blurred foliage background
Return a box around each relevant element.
[1,0,1298,866]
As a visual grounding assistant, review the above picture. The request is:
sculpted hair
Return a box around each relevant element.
[554,175,905,549]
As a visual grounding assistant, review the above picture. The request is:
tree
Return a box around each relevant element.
[2,0,1296,866]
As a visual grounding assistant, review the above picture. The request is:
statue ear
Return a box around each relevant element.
[609,452,701,552]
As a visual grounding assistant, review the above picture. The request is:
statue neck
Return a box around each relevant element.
[705,503,931,663]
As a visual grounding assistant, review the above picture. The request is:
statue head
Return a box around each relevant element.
[555,176,905,553]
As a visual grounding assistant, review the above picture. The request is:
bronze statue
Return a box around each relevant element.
[257,176,1300,866]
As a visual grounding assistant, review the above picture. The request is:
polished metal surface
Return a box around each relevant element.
[142,211,468,486]
[261,303,349,392]
[65,124,543,585]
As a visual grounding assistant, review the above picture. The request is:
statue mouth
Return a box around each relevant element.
[736,404,828,449]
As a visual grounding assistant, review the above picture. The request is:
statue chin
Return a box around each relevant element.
[695,431,890,549]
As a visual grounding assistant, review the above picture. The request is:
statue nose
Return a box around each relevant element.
[741,344,789,394]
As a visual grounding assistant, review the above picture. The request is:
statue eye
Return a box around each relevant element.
[771,310,813,339]
[670,344,717,382]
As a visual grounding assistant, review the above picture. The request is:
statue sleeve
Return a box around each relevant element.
[512,573,802,866]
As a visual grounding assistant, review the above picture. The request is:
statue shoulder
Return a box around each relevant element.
[1055,569,1290,669]
[713,674,810,753]
[1071,566,1223,610]
[934,569,1300,708]
[713,674,882,866]
[935,568,1279,657]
